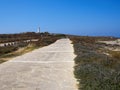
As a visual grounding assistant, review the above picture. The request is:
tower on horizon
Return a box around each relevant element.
[37,27,40,33]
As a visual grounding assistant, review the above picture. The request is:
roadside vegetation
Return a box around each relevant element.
[0,32,66,63]
[69,36,120,90]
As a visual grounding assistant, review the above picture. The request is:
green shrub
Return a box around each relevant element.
[71,36,120,90]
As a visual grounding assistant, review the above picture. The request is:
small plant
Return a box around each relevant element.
[0,33,66,63]
[70,36,120,90]
[109,51,120,59]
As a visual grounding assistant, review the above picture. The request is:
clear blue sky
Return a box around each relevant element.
[0,0,120,36]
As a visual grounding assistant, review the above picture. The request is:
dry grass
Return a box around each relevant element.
[70,36,120,90]
[109,51,120,59]
[0,45,37,63]
[0,34,65,64]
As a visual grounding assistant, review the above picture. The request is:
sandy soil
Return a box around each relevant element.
[99,39,120,45]
[99,39,120,51]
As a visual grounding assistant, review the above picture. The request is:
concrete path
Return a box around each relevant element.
[0,39,77,90]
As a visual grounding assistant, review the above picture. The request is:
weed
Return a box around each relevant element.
[70,36,120,90]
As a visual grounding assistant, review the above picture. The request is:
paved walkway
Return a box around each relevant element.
[0,39,77,90]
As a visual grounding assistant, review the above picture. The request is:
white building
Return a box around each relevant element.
[37,27,40,33]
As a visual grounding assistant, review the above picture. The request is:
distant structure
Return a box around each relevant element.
[37,27,40,33]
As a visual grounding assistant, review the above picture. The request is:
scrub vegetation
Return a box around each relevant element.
[0,32,66,63]
[69,36,120,90]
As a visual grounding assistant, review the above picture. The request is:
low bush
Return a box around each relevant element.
[109,51,120,59]
[0,46,18,56]
[70,36,120,90]
[0,33,65,63]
